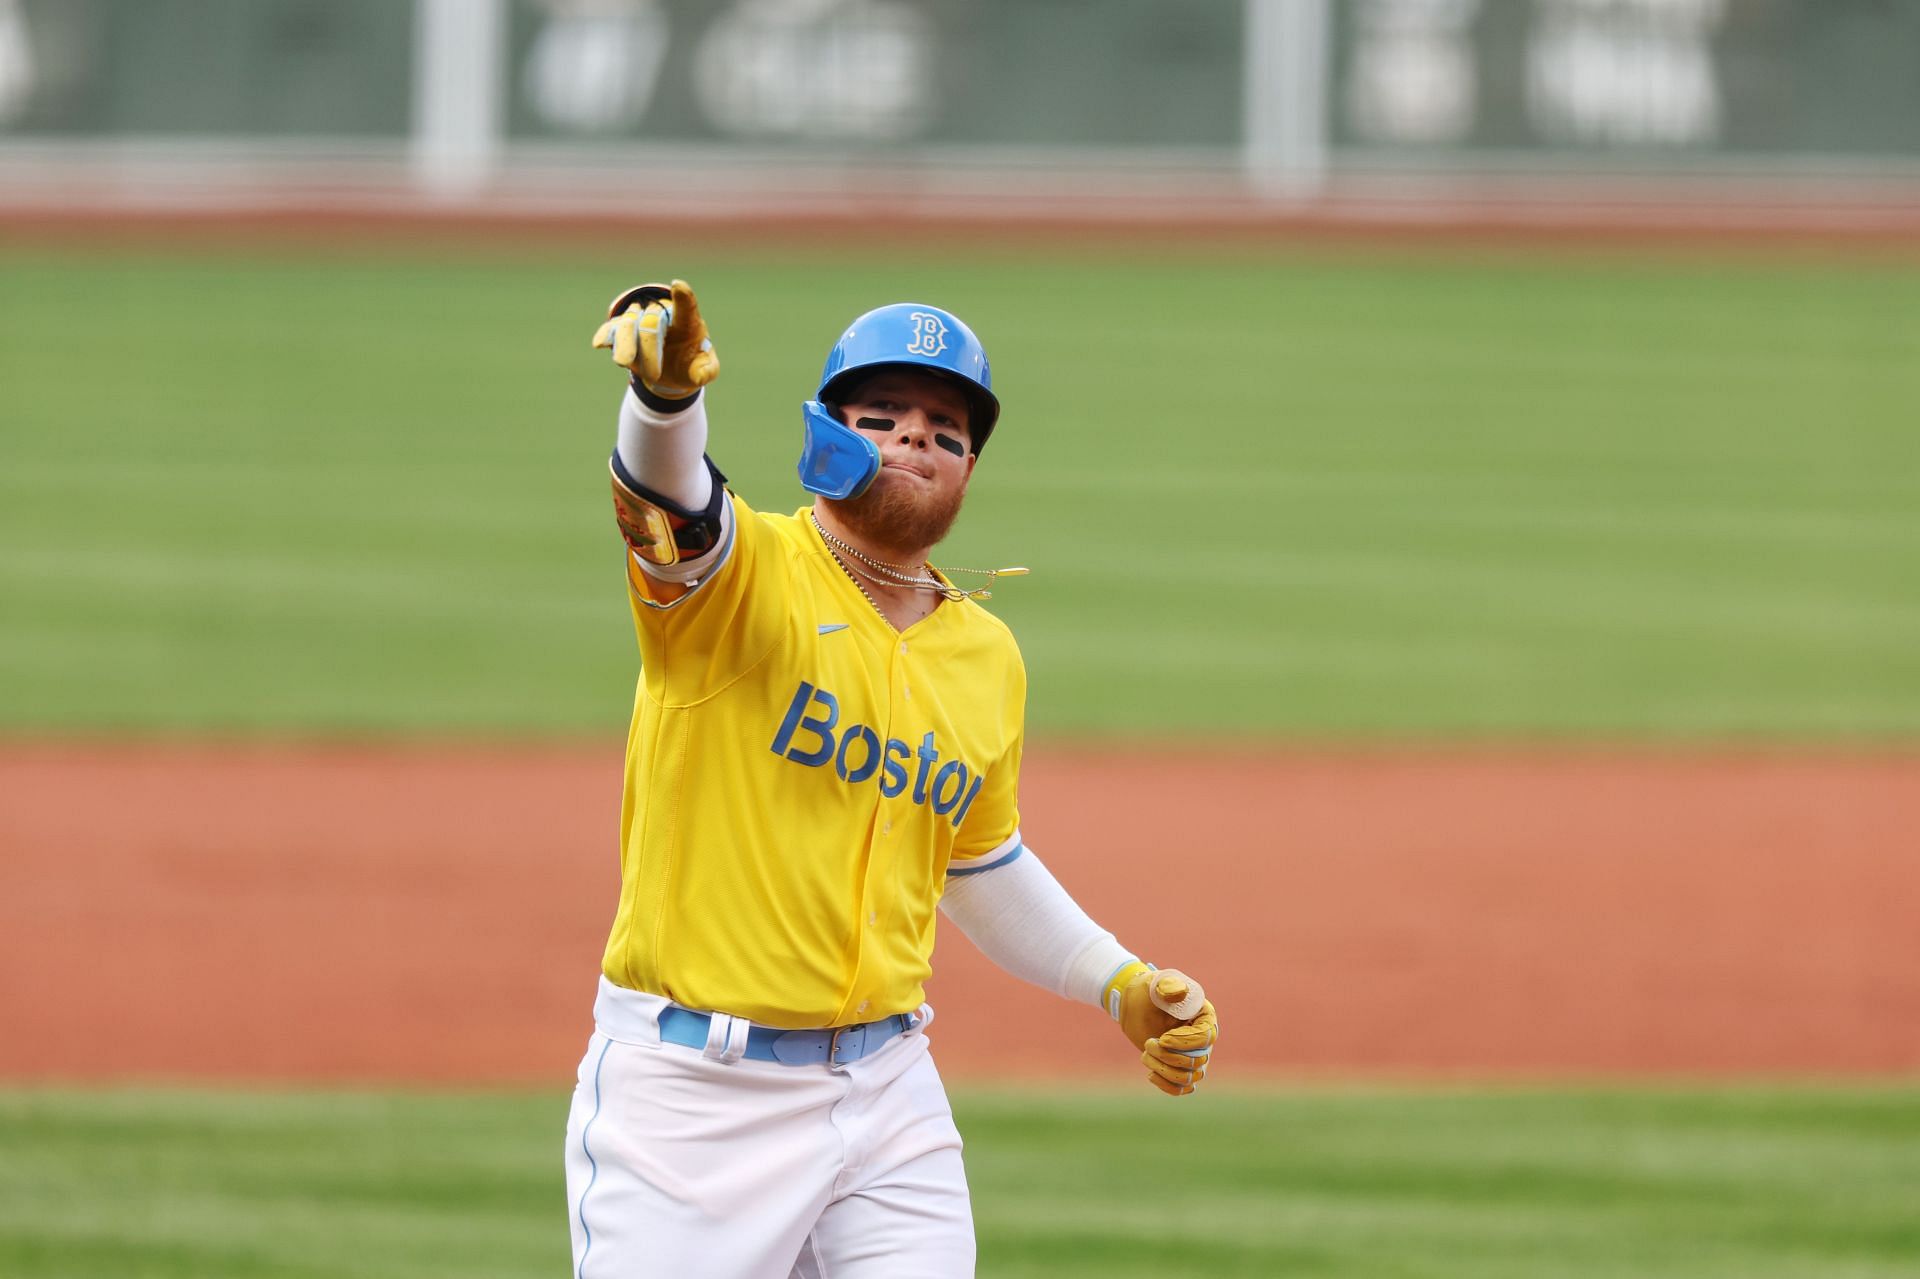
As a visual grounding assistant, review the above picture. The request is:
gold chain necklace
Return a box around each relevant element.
[810,512,1028,602]
[819,531,891,619]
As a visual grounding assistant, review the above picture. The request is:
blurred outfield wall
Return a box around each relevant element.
[1,0,1918,227]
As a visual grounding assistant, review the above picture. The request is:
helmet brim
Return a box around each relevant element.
[819,364,1000,455]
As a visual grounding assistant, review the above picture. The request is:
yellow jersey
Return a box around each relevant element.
[600,493,1027,1028]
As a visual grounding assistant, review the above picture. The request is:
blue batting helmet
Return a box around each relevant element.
[798,303,1000,499]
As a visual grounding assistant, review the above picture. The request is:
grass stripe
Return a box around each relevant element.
[2,1085,1916,1278]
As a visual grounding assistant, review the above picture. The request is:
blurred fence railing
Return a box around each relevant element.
[2,0,1917,219]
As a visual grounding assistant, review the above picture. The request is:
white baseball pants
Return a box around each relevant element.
[564,979,974,1279]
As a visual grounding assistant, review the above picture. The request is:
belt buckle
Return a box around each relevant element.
[829,1023,864,1066]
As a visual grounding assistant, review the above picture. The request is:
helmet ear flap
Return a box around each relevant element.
[798,401,881,499]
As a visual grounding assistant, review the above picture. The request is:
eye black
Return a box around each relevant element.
[934,434,965,458]
[855,417,896,433]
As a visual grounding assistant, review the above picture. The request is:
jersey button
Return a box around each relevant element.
[857,1000,871,1015]
[903,686,911,700]
[883,821,893,834]
[868,911,878,925]
[899,641,909,655]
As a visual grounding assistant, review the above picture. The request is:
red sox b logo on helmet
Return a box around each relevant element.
[906,312,949,357]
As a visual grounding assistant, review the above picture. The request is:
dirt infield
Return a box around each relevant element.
[5,207,1919,262]
[2,744,1915,1085]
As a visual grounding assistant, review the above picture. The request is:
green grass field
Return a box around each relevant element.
[3,241,1917,740]
[6,235,1916,1273]
[3,1084,1916,1278]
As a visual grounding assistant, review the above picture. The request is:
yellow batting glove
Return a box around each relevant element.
[591,278,719,399]
[1144,1001,1217,1097]
[1104,962,1218,1097]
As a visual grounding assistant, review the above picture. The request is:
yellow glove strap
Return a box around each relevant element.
[1103,960,1151,1022]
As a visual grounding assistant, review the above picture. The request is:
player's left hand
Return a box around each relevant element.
[1142,1001,1217,1096]
[592,278,719,399]
[1105,963,1218,1097]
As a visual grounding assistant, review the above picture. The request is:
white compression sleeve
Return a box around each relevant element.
[616,385,711,509]
[938,845,1137,1009]
[614,385,730,584]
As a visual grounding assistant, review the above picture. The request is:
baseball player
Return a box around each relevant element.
[563,280,1220,1278]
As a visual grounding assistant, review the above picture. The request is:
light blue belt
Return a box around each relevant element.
[657,1007,915,1066]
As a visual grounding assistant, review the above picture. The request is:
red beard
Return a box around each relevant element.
[826,468,967,556]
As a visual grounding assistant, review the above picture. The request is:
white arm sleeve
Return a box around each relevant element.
[939,842,1138,1009]
[614,385,732,585]
[616,385,711,509]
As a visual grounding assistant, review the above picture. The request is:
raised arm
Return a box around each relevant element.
[591,279,730,599]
